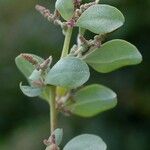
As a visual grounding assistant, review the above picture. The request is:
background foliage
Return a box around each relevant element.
[0,0,149,150]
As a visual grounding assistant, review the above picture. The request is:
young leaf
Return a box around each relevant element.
[66,84,117,117]
[84,39,142,73]
[76,4,125,34]
[55,0,74,21]
[53,128,63,146]
[29,69,42,81]
[20,82,42,97]
[15,53,44,78]
[63,134,107,150]
[45,57,90,89]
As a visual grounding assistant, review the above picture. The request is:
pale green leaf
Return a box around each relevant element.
[53,128,63,146]
[45,57,90,89]
[29,69,42,81]
[45,146,51,150]
[15,53,44,78]
[55,0,74,21]
[84,39,142,73]
[76,4,125,34]
[67,84,117,117]
[63,134,107,150]
[20,82,42,97]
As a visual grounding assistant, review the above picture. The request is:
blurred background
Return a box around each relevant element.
[0,0,150,149]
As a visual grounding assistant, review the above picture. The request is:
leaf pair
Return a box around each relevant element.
[15,54,45,97]
[16,55,90,97]
[56,1,125,35]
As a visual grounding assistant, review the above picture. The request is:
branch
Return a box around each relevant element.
[35,4,63,26]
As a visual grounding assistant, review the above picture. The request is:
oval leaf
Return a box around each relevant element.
[63,134,107,150]
[55,0,74,21]
[84,39,142,73]
[20,82,42,97]
[53,128,63,146]
[67,84,117,117]
[15,53,44,78]
[76,4,125,34]
[45,57,90,89]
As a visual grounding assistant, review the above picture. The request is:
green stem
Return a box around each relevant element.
[49,28,73,133]
[60,27,73,58]
[49,86,57,133]
[56,27,73,97]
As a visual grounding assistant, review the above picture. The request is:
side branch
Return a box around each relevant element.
[35,4,62,26]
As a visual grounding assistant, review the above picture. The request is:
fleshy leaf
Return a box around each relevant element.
[20,82,42,97]
[63,134,107,150]
[66,84,117,117]
[45,57,90,89]
[15,53,44,78]
[55,0,74,21]
[29,69,42,81]
[84,39,142,73]
[53,128,63,146]
[76,4,125,34]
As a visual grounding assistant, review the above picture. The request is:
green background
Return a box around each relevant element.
[0,0,149,149]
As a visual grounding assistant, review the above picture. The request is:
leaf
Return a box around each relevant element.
[15,53,44,78]
[53,128,63,146]
[45,57,90,89]
[66,84,117,117]
[45,146,51,150]
[63,134,107,150]
[29,69,42,81]
[84,39,142,73]
[55,0,74,21]
[76,4,125,34]
[20,82,42,97]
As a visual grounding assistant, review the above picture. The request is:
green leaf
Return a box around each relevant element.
[66,84,117,117]
[76,4,125,34]
[55,0,74,21]
[53,128,63,146]
[84,39,142,73]
[15,53,44,78]
[20,82,42,97]
[29,69,42,81]
[45,146,51,150]
[63,134,107,150]
[45,57,90,89]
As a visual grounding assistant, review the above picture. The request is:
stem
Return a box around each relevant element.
[56,27,73,97]
[60,27,73,58]
[49,86,57,133]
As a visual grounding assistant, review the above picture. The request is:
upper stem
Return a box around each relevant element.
[56,27,73,97]
[60,27,73,58]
